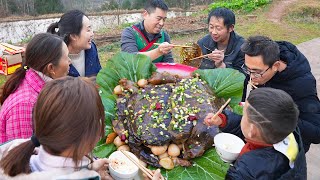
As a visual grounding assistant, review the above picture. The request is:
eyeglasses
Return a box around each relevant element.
[241,64,270,78]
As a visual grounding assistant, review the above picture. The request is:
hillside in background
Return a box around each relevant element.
[0,0,212,17]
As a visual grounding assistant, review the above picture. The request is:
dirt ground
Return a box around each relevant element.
[296,38,320,180]
[94,11,208,43]
[263,0,320,178]
[267,0,299,23]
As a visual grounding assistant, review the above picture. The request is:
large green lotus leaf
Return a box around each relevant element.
[93,120,115,158]
[163,148,229,180]
[96,52,157,96]
[93,138,116,158]
[194,68,245,115]
[100,93,116,127]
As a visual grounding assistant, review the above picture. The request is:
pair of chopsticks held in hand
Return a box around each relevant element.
[207,80,257,123]
[155,43,224,61]
[203,98,231,126]
[204,78,258,126]
[120,150,164,180]
[248,77,258,89]
[154,43,193,48]
[190,48,225,61]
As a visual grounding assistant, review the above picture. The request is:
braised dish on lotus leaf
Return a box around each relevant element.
[111,72,226,169]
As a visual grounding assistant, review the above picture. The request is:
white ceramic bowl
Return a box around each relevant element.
[108,151,139,180]
[214,133,245,163]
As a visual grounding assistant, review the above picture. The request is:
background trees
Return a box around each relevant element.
[0,0,213,17]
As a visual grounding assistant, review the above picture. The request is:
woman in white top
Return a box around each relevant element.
[47,10,101,77]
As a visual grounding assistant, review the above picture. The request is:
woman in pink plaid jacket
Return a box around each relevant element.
[0,33,71,143]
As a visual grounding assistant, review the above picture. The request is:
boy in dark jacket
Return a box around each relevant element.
[205,88,307,179]
[240,36,320,152]
[197,8,245,72]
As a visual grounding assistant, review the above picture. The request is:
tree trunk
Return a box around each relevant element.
[117,8,120,25]
[5,0,8,13]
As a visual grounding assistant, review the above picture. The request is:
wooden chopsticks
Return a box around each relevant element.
[189,49,225,61]
[153,43,193,48]
[211,98,231,121]
[189,54,209,61]
[248,77,258,89]
[120,150,154,179]
[248,81,258,89]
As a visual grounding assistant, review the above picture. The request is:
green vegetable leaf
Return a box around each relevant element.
[100,93,116,127]
[97,52,157,97]
[93,138,116,158]
[162,148,229,180]
[194,68,245,114]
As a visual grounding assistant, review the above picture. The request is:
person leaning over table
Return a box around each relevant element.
[121,0,174,63]
[205,88,306,179]
[47,9,101,77]
[0,76,164,180]
[0,33,70,144]
[240,35,320,153]
[197,7,245,72]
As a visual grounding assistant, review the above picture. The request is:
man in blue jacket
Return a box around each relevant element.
[197,8,245,72]
[241,35,320,152]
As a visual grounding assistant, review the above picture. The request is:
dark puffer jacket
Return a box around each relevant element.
[197,31,245,73]
[68,41,101,77]
[226,129,307,180]
[259,41,320,152]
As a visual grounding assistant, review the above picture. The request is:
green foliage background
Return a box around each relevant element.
[209,0,272,12]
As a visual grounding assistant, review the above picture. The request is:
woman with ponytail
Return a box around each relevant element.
[0,77,166,179]
[0,77,111,179]
[47,10,101,77]
[0,33,70,143]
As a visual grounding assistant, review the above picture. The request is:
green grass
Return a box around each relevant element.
[98,42,121,68]
[0,75,6,85]
[209,0,272,13]
[97,22,135,34]
[235,0,320,44]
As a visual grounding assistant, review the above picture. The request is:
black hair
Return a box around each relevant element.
[241,36,280,67]
[246,87,299,144]
[0,33,63,104]
[144,0,168,13]
[207,7,235,29]
[47,10,86,45]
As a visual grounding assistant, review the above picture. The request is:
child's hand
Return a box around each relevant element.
[89,158,114,180]
[89,158,110,171]
[152,169,164,180]
[143,169,165,180]
[204,113,222,126]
